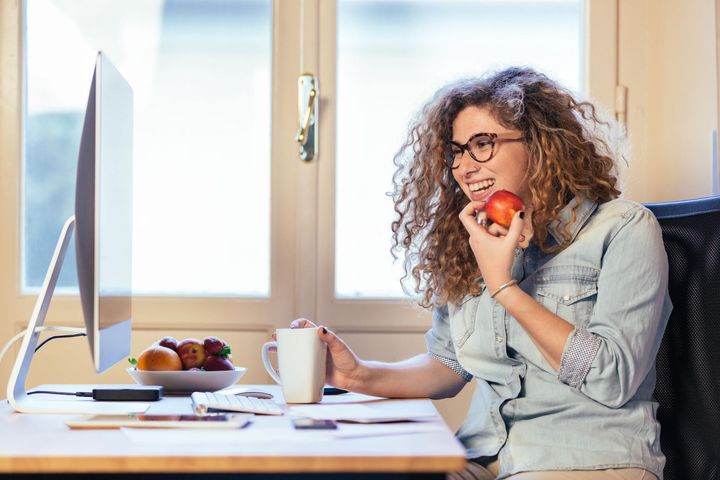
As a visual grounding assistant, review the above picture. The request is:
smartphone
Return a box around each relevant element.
[66,413,251,430]
[291,417,338,430]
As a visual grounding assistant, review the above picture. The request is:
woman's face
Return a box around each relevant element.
[450,106,531,207]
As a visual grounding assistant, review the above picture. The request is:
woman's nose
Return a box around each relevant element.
[456,152,480,175]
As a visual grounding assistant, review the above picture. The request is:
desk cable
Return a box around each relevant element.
[1,326,87,397]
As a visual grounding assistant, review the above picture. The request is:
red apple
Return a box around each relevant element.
[203,336,226,355]
[158,336,178,352]
[485,190,525,228]
[176,338,207,370]
[204,355,234,371]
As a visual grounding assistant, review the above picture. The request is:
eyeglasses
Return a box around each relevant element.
[444,132,525,169]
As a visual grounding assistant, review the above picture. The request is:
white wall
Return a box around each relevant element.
[620,0,718,202]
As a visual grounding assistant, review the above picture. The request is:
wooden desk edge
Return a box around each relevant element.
[0,455,467,473]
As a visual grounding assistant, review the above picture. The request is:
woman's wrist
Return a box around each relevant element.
[345,359,372,393]
[486,277,514,294]
[490,279,518,298]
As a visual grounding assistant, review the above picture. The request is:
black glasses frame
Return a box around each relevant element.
[445,132,525,169]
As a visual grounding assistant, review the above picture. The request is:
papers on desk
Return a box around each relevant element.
[288,402,437,423]
[121,427,335,446]
[120,422,446,446]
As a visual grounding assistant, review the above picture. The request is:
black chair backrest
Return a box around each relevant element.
[645,196,720,480]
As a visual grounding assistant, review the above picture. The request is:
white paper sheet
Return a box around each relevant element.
[121,427,336,445]
[333,423,446,438]
[288,403,438,423]
[120,423,446,446]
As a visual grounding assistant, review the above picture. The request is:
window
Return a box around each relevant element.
[334,0,583,298]
[4,0,612,337]
[24,0,272,296]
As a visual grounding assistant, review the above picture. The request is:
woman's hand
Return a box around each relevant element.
[289,318,363,391]
[459,201,526,292]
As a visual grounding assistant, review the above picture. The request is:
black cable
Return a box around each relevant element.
[34,333,86,353]
[27,390,92,397]
[25,333,91,398]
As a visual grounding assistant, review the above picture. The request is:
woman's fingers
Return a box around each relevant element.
[459,201,489,234]
[505,210,526,244]
[290,318,317,329]
[466,202,526,244]
[486,222,509,237]
[317,325,346,355]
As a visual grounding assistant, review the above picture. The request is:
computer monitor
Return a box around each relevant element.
[6,52,140,414]
[75,52,133,373]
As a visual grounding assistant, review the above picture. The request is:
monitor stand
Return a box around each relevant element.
[6,216,148,415]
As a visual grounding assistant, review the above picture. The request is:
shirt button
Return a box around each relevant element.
[496,336,504,343]
[563,294,571,301]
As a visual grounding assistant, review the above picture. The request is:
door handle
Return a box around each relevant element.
[295,73,318,162]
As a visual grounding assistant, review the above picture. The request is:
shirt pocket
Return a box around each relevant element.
[449,295,480,348]
[533,266,600,327]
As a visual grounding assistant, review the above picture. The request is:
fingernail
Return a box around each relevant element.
[519,211,525,219]
[322,327,328,334]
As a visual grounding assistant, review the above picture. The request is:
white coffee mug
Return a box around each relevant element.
[261,327,327,404]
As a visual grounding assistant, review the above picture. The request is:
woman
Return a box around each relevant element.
[293,67,671,480]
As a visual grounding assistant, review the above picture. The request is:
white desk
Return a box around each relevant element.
[0,384,466,478]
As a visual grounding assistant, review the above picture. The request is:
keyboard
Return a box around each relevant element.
[191,391,284,416]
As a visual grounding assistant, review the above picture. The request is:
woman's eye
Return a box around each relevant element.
[471,137,493,149]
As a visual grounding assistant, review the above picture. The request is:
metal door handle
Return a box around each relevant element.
[295,73,318,162]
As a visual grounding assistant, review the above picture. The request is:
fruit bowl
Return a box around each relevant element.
[127,367,246,393]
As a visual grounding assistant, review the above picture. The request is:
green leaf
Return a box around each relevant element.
[128,357,137,367]
[218,345,232,358]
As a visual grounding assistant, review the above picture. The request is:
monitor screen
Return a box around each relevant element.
[75,52,133,373]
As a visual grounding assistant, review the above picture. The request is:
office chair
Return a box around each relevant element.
[645,196,720,480]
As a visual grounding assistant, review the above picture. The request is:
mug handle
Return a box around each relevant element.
[261,341,281,384]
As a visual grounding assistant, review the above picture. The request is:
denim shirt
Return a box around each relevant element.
[426,196,672,479]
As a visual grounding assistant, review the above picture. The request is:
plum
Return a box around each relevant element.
[204,355,234,371]
[158,336,178,352]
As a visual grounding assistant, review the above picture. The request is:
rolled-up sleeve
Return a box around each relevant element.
[558,206,672,408]
[426,305,473,382]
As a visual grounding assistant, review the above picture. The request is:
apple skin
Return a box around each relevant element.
[204,355,234,371]
[158,336,178,352]
[485,190,525,228]
[176,338,207,370]
[203,336,226,355]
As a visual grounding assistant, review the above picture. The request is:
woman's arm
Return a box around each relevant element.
[491,287,573,371]
[291,318,468,399]
[460,201,575,370]
[461,201,670,407]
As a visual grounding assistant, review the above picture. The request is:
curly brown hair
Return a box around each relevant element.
[391,67,622,309]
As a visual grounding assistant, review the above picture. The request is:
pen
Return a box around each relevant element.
[323,387,348,395]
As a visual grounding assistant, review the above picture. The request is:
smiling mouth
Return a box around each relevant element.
[469,179,495,193]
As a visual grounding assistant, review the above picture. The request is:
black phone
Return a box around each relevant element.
[291,417,338,430]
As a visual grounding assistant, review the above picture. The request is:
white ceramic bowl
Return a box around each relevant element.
[127,367,246,393]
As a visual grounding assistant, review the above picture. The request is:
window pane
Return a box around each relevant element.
[335,0,583,298]
[25,0,271,296]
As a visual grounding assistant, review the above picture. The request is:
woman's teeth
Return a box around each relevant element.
[469,180,495,193]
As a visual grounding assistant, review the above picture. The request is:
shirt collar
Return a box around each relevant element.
[547,194,599,244]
